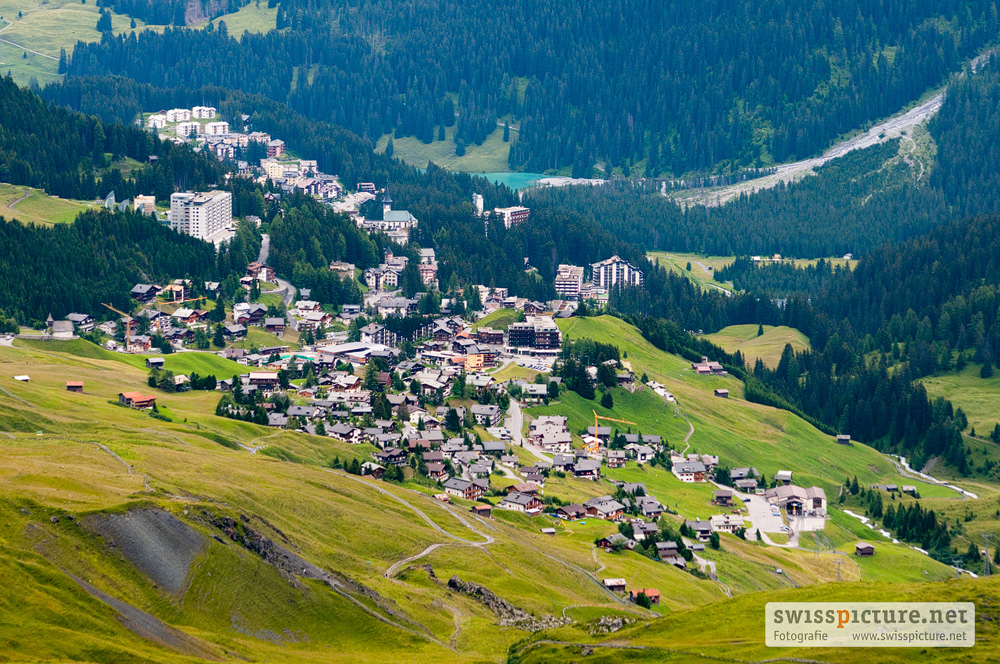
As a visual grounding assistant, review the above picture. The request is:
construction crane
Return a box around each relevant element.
[586,410,637,453]
[102,302,134,350]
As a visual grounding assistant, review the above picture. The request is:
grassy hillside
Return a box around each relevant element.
[0,327,989,661]
[922,363,1000,437]
[702,323,811,368]
[0,183,93,225]
[375,124,513,173]
[473,308,520,331]
[515,576,999,663]
[0,0,157,86]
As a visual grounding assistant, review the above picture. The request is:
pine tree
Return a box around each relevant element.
[58,48,68,74]
[503,121,510,142]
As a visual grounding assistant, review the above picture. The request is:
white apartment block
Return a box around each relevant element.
[204,121,230,135]
[169,191,232,240]
[591,255,644,290]
[493,206,530,228]
[192,106,217,119]
[554,264,584,299]
[147,114,167,129]
[175,121,201,138]
[165,108,191,122]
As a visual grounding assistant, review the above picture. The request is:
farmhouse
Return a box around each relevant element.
[629,589,660,605]
[118,391,156,409]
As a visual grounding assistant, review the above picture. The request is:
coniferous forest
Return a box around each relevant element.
[66,0,1000,176]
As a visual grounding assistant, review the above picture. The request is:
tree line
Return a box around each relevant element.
[63,0,1000,177]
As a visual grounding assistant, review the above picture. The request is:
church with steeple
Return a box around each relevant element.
[358,189,418,245]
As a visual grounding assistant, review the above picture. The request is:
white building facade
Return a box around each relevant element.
[169,191,232,240]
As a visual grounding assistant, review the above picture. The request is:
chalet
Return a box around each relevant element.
[632,445,656,464]
[146,357,165,370]
[633,521,659,541]
[66,313,95,332]
[330,423,360,444]
[630,589,660,605]
[638,497,663,519]
[573,459,602,480]
[118,391,156,409]
[556,504,587,520]
[902,485,917,494]
[685,519,713,542]
[713,489,734,506]
[267,413,289,427]
[597,533,636,551]
[499,492,543,514]
[855,542,875,557]
[470,404,502,427]
[425,462,448,480]
[65,381,84,393]
[672,460,706,482]
[442,478,484,501]
[264,317,286,333]
[587,425,612,441]
[585,496,625,521]
[603,578,627,593]
[605,450,627,468]
[730,467,759,481]
[775,470,793,485]
[361,462,385,479]
[248,372,280,389]
[655,540,678,557]
[691,356,725,375]
[129,335,153,352]
[710,514,745,533]
[130,284,159,303]
[224,324,247,338]
[552,454,575,472]
[375,447,408,466]
[735,478,758,491]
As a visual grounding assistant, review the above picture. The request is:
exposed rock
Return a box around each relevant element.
[204,511,417,628]
[447,575,571,631]
[589,615,635,634]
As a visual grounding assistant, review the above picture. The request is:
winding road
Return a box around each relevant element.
[669,46,998,208]
[258,233,298,330]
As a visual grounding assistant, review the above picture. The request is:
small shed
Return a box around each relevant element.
[836,434,851,445]
[145,357,165,369]
[855,542,875,557]
[66,381,84,393]
[714,388,729,398]
[470,504,492,518]
[602,578,626,593]
[540,527,556,536]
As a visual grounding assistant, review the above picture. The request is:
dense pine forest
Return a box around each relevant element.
[65,0,999,176]
[0,210,257,323]
[525,54,1000,258]
[0,76,226,202]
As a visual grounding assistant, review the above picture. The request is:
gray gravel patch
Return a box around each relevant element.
[85,507,206,595]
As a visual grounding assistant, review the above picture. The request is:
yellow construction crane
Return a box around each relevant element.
[102,302,134,349]
[586,410,637,452]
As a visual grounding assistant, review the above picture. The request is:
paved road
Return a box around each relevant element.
[505,399,552,463]
[6,188,28,212]
[258,233,298,330]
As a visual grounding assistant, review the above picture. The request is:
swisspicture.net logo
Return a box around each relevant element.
[766,602,975,647]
